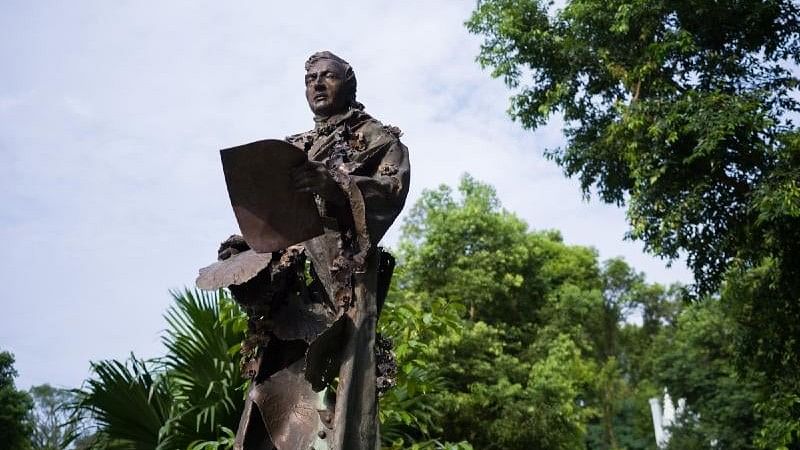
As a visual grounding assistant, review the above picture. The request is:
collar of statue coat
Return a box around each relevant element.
[313,107,361,131]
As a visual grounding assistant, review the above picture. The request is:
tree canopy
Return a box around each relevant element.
[467,0,800,292]
[467,1,800,445]
[386,175,684,449]
[28,384,80,450]
[1,351,34,450]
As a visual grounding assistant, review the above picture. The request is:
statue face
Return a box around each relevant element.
[305,59,348,117]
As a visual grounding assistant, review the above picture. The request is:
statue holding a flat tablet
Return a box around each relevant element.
[197,51,410,450]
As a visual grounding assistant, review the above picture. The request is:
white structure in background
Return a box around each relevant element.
[649,389,686,449]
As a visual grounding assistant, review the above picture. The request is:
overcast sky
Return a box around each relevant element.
[0,0,692,390]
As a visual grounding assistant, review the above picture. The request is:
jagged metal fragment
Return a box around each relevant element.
[269,291,332,343]
[305,316,347,391]
[249,359,329,450]
[196,249,272,290]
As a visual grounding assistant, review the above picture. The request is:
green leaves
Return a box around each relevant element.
[390,175,684,449]
[398,175,602,326]
[468,0,800,293]
[77,289,246,450]
[161,289,244,440]
[469,2,800,445]
[651,299,762,449]
[0,351,34,450]
[80,357,174,450]
[378,295,466,447]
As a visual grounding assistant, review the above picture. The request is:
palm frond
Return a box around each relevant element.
[160,288,247,446]
[77,288,248,449]
[78,356,174,450]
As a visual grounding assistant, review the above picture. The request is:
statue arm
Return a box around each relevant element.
[349,138,410,244]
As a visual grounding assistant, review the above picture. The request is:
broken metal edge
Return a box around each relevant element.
[196,249,273,290]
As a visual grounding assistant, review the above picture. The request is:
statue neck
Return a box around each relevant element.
[313,108,358,130]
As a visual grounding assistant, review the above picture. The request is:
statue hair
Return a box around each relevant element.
[305,51,365,111]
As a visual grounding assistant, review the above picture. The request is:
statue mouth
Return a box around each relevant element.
[313,93,328,101]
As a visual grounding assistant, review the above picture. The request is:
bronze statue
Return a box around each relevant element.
[198,51,410,450]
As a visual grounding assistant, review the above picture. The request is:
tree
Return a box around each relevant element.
[398,174,600,328]
[394,176,599,449]
[77,356,173,450]
[74,175,724,449]
[77,289,246,450]
[467,0,799,289]
[654,299,762,449]
[28,384,80,450]
[377,297,474,450]
[0,351,33,450]
[467,1,800,445]
[394,175,681,450]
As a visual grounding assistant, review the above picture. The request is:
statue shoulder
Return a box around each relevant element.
[351,114,404,148]
[285,130,315,150]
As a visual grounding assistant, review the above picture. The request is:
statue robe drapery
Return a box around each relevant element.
[229,108,410,450]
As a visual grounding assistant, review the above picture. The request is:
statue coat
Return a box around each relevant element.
[232,107,409,450]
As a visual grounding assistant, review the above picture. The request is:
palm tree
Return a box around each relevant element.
[76,289,246,450]
[78,357,173,450]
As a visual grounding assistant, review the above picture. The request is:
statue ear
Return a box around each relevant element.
[343,66,358,103]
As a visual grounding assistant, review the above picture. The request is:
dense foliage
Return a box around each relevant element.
[466,0,799,289]
[654,300,760,449]
[380,173,800,449]
[0,351,34,450]
[467,0,800,446]
[385,176,685,449]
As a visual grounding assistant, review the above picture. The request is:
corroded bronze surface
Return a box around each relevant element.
[249,359,328,450]
[198,51,409,450]
[221,139,325,253]
[196,249,272,291]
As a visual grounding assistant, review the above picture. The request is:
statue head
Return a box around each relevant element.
[304,51,363,117]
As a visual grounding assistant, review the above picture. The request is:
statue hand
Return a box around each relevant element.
[291,161,345,205]
[217,234,250,260]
